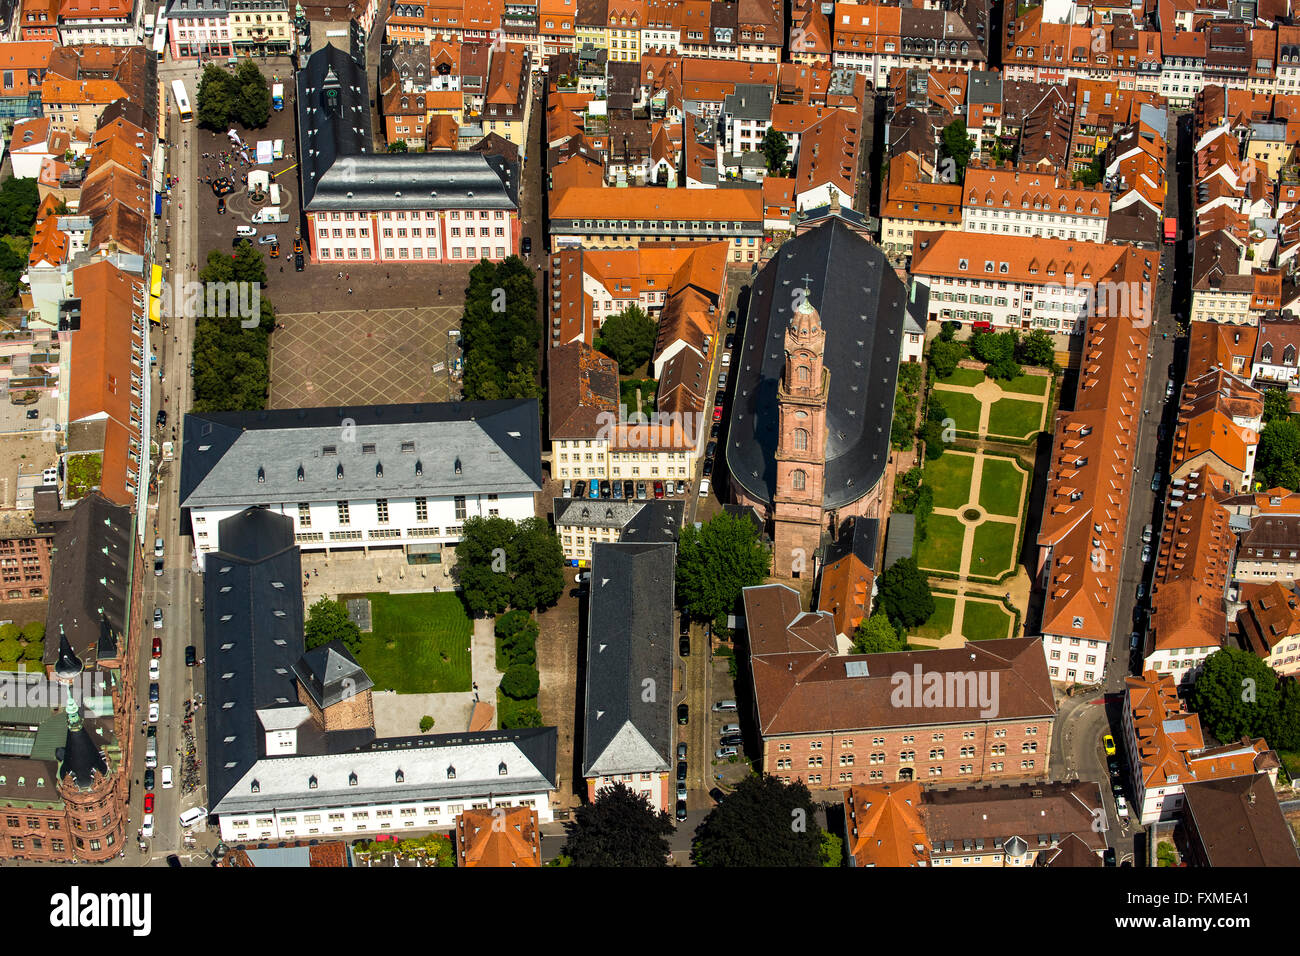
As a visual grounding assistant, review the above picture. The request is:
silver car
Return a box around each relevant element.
[1140,544,1152,563]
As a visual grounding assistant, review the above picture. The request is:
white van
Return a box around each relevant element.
[235,225,257,238]
[178,806,208,829]
[145,739,157,769]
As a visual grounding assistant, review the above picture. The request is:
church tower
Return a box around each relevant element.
[772,278,830,577]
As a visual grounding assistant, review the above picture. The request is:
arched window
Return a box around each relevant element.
[794,428,809,450]
[796,365,810,383]
[1286,344,1297,366]
[1263,342,1274,363]
[792,470,806,491]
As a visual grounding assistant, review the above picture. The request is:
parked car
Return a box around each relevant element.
[677,742,687,761]
[719,733,743,747]
[706,441,717,459]
[152,636,162,658]
[154,537,165,557]
[144,768,155,790]
[25,408,38,419]
[1137,583,1147,601]
[612,480,623,500]
[715,746,738,759]
[588,478,599,500]
[710,422,720,438]
[677,761,687,782]
[699,479,710,498]
[726,310,736,328]
[153,607,163,629]
[622,480,634,499]
[141,814,154,839]
[679,633,690,656]
[1107,757,1121,779]
[1103,848,1117,866]
[675,800,688,822]
[156,410,167,428]
[1157,423,1167,442]
[144,792,155,814]
[664,480,674,497]
[521,236,532,255]
[599,479,611,498]
[185,645,197,667]
[721,352,731,367]
[148,702,159,722]
[1130,632,1140,651]
[1102,733,1117,756]
[161,765,173,790]
[562,479,572,497]
[574,571,589,587]
[293,238,304,255]
[235,224,257,237]
[677,702,688,724]
[149,658,160,681]
[294,252,305,272]
[713,405,724,422]
[725,333,736,350]
[654,480,664,499]
[717,372,727,389]
[713,699,738,712]
[216,196,225,214]
[676,783,688,802]
[675,480,686,495]
[1115,795,1129,820]
[1165,380,1175,399]
[1141,544,1152,563]
[257,234,278,246]
[702,460,713,477]
[153,557,164,576]
[1151,471,1163,492]
[149,682,159,703]
[270,241,280,258]
[636,481,647,500]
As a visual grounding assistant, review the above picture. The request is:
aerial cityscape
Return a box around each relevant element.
[0,0,1297,892]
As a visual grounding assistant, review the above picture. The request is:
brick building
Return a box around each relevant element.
[744,583,1056,792]
[0,509,53,604]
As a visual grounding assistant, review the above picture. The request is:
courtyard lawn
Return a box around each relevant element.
[961,599,1015,642]
[978,457,1026,517]
[969,521,1018,579]
[932,389,983,434]
[910,595,957,643]
[343,592,473,694]
[916,514,967,575]
[999,374,1050,396]
[937,367,985,388]
[923,450,976,505]
[986,397,1046,440]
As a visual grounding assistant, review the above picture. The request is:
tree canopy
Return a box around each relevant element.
[304,598,362,653]
[675,511,769,626]
[1016,329,1056,369]
[1257,417,1300,491]
[853,611,907,654]
[762,126,790,174]
[691,775,824,867]
[189,247,274,413]
[460,258,542,401]
[939,119,976,178]
[454,515,566,616]
[564,782,675,867]
[595,304,656,374]
[875,557,935,631]
[1186,648,1298,747]
[197,62,271,130]
[969,330,1022,381]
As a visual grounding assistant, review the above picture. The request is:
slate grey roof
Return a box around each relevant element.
[884,513,915,569]
[824,515,879,571]
[725,219,908,511]
[204,509,310,811]
[214,727,558,816]
[44,494,131,667]
[968,70,1001,106]
[553,498,682,541]
[293,643,374,710]
[724,83,774,121]
[298,43,519,213]
[180,399,542,510]
[582,542,676,778]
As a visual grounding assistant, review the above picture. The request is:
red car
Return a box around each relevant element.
[713,405,724,422]
[152,637,162,658]
[653,480,665,499]
[144,793,155,814]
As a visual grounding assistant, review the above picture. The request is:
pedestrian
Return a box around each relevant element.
[348,288,353,295]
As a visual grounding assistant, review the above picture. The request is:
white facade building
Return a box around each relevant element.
[180,400,542,568]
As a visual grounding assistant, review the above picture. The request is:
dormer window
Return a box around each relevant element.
[309,775,318,789]
[297,465,304,482]
[499,761,508,775]
[454,457,462,475]
[257,466,265,483]
[395,769,404,783]
[416,459,424,476]
[447,766,456,779]
[337,463,344,479]
[251,779,260,793]
[376,462,383,478]
[349,772,358,787]
[958,258,969,270]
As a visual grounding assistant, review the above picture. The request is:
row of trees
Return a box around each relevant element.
[929,323,1056,382]
[495,610,543,729]
[891,361,924,450]
[557,775,842,867]
[191,244,275,413]
[453,515,566,616]
[197,62,271,131]
[0,176,39,303]
[461,257,542,401]
[1255,387,1300,490]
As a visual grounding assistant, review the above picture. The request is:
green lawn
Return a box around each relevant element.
[343,592,473,693]
[916,514,967,574]
[937,367,985,388]
[932,389,983,433]
[999,374,1050,396]
[978,457,1026,517]
[924,450,976,504]
[986,397,1046,439]
[911,595,957,643]
[961,599,1014,642]
[969,521,1018,579]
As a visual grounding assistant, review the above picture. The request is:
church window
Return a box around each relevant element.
[792,470,806,491]
[797,365,810,383]
[794,428,809,451]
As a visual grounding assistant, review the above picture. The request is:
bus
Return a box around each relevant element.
[152,27,166,62]
[149,264,163,326]
[171,79,191,122]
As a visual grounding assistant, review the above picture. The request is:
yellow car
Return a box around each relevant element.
[1103,734,1116,756]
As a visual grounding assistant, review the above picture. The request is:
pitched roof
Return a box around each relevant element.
[1182,774,1299,866]
[547,342,619,440]
[843,782,930,867]
[455,806,542,866]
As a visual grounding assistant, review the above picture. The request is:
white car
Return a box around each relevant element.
[148,702,159,723]
[698,479,710,498]
[153,607,163,629]
[148,658,160,681]
[140,814,154,838]
[161,765,174,790]
[1115,795,1129,819]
